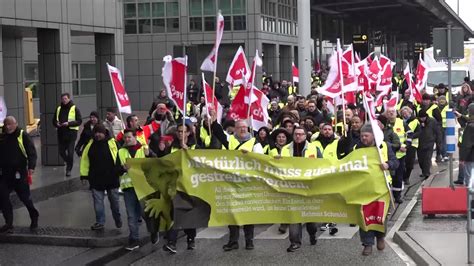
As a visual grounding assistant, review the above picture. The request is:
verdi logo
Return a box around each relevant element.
[362,201,385,226]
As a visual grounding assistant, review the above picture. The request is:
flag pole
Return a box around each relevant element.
[211,10,221,108]
[183,56,188,148]
[337,39,347,136]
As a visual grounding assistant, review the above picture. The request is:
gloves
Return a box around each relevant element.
[144,197,173,229]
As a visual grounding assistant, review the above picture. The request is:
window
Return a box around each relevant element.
[125,1,179,34]
[24,63,39,98]
[232,0,245,14]
[72,63,96,96]
[189,0,202,16]
[189,17,202,32]
[203,0,216,15]
[204,16,216,31]
[219,0,231,14]
[233,15,246,31]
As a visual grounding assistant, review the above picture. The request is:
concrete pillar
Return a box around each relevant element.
[274,44,280,81]
[37,26,73,166]
[2,33,25,127]
[340,19,345,45]
[297,0,312,95]
[95,32,124,118]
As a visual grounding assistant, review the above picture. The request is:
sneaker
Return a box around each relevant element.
[115,220,123,229]
[245,240,254,250]
[90,223,104,230]
[329,227,338,236]
[0,225,13,234]
[125,240,140,251]
[362,245,372,256]
[310,235,317,245]
[187,239,196,250]
[443,156,449,161]
[320,223,329,231]
[376,237,386,251]
[150,232,159,244]
[454,180,464,185]
[163,242,177,254]
[287,243,301,252]
[222,241,239,251]
[30,216,38,231]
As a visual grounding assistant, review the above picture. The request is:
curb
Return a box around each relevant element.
[393,231,441,266]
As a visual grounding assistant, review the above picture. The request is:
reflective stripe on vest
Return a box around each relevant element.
[280,142,319,158]
[56,105,79,130]
[393,118,406,159]
[228,135,257,151]
[408,119,419,148]
[18,129,27,158]
[441,105,448,128]
[118,147,146,189]
[426,104,438,119]
[80,138,118,177]
[313,139,338,160]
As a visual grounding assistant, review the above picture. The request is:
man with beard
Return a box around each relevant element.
[295,95,307,119]
[305,100,324,126]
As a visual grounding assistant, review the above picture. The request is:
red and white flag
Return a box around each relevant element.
[107,63,132,114]
[377,60,395,92]
[226,46,250,86]
[200,12,225,72]
[404,63,422,104]
[363,92,384,147]
[341,44,357,92]
[415,54,428,95]
[384,91,399,110]
[248,50,263,84]
[162,55,187,114]
[292,62,299,83]
[202,73,223,123]
[317,50,342,98]
[366,56,382,92]
[0,96,6,123]
[250,88,270,131]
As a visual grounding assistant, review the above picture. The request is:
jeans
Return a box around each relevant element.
[289,223,317,245]
[359,229,385,246]
[58,134,77,171]
[462,161,474,187]
[123,188,142,241]
[92,188,121,225]
[228,225,254,242]
[0,173,39,226]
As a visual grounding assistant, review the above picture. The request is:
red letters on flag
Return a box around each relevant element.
[226,46,250,86]
[162,55,187,114]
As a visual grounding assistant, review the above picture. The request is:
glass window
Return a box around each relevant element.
[138,19,152,33]
[24,63,38,81]
[72,80,79,96]
[137,3,151,17]
[223,15,231,31]
[219,0,231,15]
[204,16,215,31]
[152,2,165,17]
[167,18,179,32]
[166,2,179,17]
[72,64,79,79]
[80,80,97,95]
[189,17,202,32]
[124,19,137,34]
[233,15,246,30]
[152,19,165,33]
[203,0,216,15]
[233,0,245,14]
[189,0,202,16]
[124,3,136,18]
[80,64,95,79]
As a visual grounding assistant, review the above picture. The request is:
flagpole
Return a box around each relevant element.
[211,10,221,108]
[183,56,188,148]
[337,39,347,136]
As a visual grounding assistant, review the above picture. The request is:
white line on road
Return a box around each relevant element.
[196,227,228,239]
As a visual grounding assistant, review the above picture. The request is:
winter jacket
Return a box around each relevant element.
[459,118,474,162]
[0,127,37,176]
[418,117,441,150]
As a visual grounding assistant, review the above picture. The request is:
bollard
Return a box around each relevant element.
[446,109,456,188]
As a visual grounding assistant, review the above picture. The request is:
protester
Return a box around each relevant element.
[53,92,82,176]
[400,106,420,185]
[0,116,39,233]
[75,111,101,157]
[417,109,441,179]
[80,124,122,231]
[457,103,474,186]
[103,107,123,138]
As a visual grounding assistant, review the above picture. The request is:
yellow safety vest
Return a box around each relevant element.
[17,129,27,158]
[118,146,146,189]
[228,135,257,151]
[56,105,79,130]
[280,142,319,158]
[262,144,270,154]
[440,105,448,128]
[426,104,439,119]
[288,86,296,95]
[199,126,224,149]
[354,142,391,183]
[171,144,195,153]
[396,99,404,111]
[80,138,118,177]
[268,147,282,157]
[313,139,339,160]
[174,102,193,119]
[393,118,406,159]
[310,132,320,142]
[407,119,419,148]
[230,85,240,101]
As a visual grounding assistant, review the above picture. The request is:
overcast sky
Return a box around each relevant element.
[445,0,474,31]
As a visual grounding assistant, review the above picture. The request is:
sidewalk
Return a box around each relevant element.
[394,160,473,265]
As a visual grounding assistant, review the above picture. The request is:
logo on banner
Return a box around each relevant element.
[362,201,385,226]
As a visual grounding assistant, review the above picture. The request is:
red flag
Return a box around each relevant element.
[200,12,225,72]
[226,46,250,86]
[404,63,422,104]
[355,59,369,92]
[162,55,187,114]
[367,56,381,87]
[341,44,357,92]
[292,62,299,83]
[202,73,223,123]
[248,50,263,84]
[250,88,270,131]
[107,63,132,114]
[317,51,342,98]
[362,92,384,147]
[345,91,356,105]
[377,60,395,92]
[384,91,399,109]
[415,54,428,94]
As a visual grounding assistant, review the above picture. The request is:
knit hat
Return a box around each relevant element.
[360,123,373,134]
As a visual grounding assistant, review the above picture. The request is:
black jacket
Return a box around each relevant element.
[75,120,98,156]
[418,117,441,150]
[0,127,37,175]
[459,118,474,162]
[52,101,82,140]
[84,137,121,190]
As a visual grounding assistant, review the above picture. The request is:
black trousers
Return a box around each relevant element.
[58,133,77,171]
[417,147,434,177]
[0,174,39,226]
[393,157,405,199]
[228,225,254,242]
[289,223,317,245]
[166,228,197,244]
[404,146,417,182]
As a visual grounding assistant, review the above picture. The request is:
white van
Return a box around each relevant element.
[424,66,469,95]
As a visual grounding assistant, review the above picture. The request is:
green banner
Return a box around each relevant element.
[128,147,390,232]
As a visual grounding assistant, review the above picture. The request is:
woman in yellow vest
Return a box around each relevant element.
[268,128,291,157]
[118,129,153,250]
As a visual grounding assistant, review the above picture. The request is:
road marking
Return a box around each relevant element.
[318,224,359,239]
[255,224,289,239]
[386,184,421,266]
[196,227,228,239]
